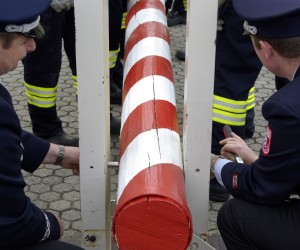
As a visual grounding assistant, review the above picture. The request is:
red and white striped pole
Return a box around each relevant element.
[112,0,192,249]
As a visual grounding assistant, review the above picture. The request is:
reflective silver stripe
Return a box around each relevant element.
[40,211,50,242]
[213,95,247,113]
[26,94,56,108]
[247,87,255,110]
[246,97,255,110]
[213,108,246,126]
[25,82,57,98]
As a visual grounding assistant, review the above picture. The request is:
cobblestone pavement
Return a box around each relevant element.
[1,23,275,249]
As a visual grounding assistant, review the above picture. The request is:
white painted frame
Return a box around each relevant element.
[184,0,217,249]
[75,0,111,249]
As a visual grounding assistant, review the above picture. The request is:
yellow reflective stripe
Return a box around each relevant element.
[183,0,187,11]
[248,86,255,100]
[213,95,247,113]
[72,75,78,94]
[246,96,255,110]
[24,82,57,98]
[109,48,120,69]
[121,12,127,29]
[247,87,255,110]
[212,108,246,126]
[25,82,57,108]
[26,92,56,108]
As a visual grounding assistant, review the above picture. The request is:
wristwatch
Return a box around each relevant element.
[54,145,65,165]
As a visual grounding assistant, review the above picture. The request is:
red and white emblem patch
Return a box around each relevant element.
[232,173,238,189]
[262,125,272,156]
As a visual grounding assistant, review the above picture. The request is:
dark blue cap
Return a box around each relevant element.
[232,0,300,39]
[0,0,51,37]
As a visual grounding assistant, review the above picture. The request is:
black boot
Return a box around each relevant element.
[167,11,187,27]
[209,178,230,202]
[110,113,121,135]
[111,59,124,89]
[110,80,122,105]
[45,131,79,147]
[175,49,186,61]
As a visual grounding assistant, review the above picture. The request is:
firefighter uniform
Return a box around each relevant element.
[215,0,300,248]
[22,1,123,142]
[22,7,76,141]
[0,1,82,248]
[212,0,262,154]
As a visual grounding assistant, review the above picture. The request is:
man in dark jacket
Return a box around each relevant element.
[210,0,300,249]
[0,0,82,249]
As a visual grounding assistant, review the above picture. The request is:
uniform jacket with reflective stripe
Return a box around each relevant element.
[0,84,60,248]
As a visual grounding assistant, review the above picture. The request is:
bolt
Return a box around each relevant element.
[85,235,97,242]
[190,243,199,249]
[89,235,96,242]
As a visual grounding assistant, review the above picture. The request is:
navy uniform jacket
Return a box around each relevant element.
[221,67,300,206]
[0,83,60,248]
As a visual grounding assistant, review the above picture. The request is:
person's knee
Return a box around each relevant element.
[217,199,232,232]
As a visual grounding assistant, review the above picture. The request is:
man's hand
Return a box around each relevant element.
[220,132,258,165]
[51,0,74,13]
[61,146,80,175]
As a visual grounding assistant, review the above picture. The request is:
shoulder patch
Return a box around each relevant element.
[262,125,272,156]
[232,173,238,189]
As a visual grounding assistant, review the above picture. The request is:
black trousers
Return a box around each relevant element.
[211,1,262,154]
[22,7,76,138]
[217,198,300,250]
[12,240,84,250]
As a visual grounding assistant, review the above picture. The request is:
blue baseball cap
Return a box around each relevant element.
[232,0,300,39]
[0,0,51,38]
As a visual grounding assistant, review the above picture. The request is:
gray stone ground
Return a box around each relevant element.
[1,23,275,249]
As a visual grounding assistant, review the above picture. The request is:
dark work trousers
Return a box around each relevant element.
[22,7,76,138]
[109,0,122,52]
[165,0,185,13]
[217,198,300,250]
[109,0,123,89]
[211,1,262,154]
[12,240,84,250]
[172,0,185,13]
[165,0,173,13]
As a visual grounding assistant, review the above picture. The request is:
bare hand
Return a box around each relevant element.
[219,132,258,164]
[61,146,80,175]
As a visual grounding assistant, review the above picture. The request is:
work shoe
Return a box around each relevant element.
[46,131,79,147]
[110,114,121,135]
[111,59,124,89]
[175,49,186,61]
[167,11,187,27]
[209,178,230,202]
[110,82,122,105]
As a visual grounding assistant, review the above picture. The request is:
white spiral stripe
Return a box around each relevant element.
[124,37,171,81]
[117,128,183,201]
[121,75,176,130]
[126,8,167,44]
